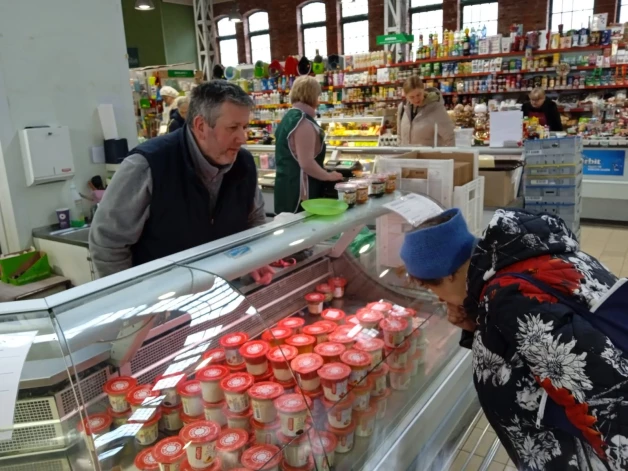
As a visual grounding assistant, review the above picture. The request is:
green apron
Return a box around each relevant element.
[274,108,327,214]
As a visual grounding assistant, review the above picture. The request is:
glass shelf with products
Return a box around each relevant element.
[318,117,384,148]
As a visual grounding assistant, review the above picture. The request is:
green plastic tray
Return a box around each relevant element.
[302,199,348,216]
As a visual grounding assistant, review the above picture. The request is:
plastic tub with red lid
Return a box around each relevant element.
[220,372,254,413]
[320,308,345,325]
[276,377,297,393]
[177,380,204,417]
[327,277,347,299]
[181,412,203,426]
[77,413,112,451]
[126,384,159,412]
[104,376,137,413]
[273,394,312,437]
[154,373,186,407]
[353,405,377,437]
[311,430,337,471]
[412,317,427,344]
[313,342,346,364]
[203,399,227,428]
[266,345,298,382]
[325,421,355,453]
[290,353,324,392]
[315,283,333,302]
[252,369,274,384]
[366,301,392,315]
[304,293,325,315]
[285,334,316,355]
[241,444,282,471]
[239,340,270,376]
[216,428,249,469]
[280,455,315,471]
[222,406,253,431]
[355,308,383,329]
[153,436,187,471]
[261,327,293,347]
[370,388,391,420]
[411,348,425,377]
[135,447,160,470]
[315,320,338,333]
[220,332,249,367]
[161,403,184,431]
[380,318,409,348]
[340,350,372,385]
[180,457,221,471]
[276,430,311,468]
[248,381,284,423]
[107,406,131,428]
[197,365,229,403]
[129,409,161,446]
[251,417,280,445]
[228,363,248,374]
[389,305,414,322]
[345,315,359,327]
[302,324,330,345]
[351,377,372,411]
[317,362,351,402]
[321,392,354,429]
[179,420,221,468]
[389,365,412,390]
[385,339,411,369]
[354,338,385,369]
[370,364,389,397]
[279,317,306,334]
[202,348,227,365]
[328,326,359,349]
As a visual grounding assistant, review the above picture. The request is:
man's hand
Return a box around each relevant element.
[326,171,344,182]
[446,303,477,332]
[250,266,274,285]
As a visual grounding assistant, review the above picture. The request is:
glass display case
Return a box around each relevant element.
[0,195,477,471]
[318,117,383,148]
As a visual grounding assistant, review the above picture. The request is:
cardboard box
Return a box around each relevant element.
[480,162,521,207]
[401,160,472,188]
[395,149,478,179]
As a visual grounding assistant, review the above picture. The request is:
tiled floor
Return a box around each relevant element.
[448,222,628,471]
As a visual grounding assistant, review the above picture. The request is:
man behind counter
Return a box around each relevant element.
[522,87,563,132]
[90,81,273,284]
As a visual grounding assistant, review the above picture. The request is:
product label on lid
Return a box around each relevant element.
[89,416,107,429]
[189,424,215,439]
[110,380,131,392]
[253,384,278,397]
[141,453,157,465]
[325,310,342,319]
[158,440,183,457]
[292,336,311,344]
[250,449,273,464]
[227,376,247,388]
[246,343,265,354]
[202,368,225,379]
[225,335,244,345]
[184,383,201,394]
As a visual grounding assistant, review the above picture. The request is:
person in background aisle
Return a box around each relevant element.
[274,76,343,214]
[400,208,625,470]
[90,81,273,284]
[159,85,180,133]
[168,96,189,133]
[522,87,563,132]
[397,76,455,147]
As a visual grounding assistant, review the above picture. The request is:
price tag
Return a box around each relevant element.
[383,193,443,227]
[224,246,251,259]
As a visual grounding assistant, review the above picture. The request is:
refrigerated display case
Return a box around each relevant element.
[0,194,477,471]
[318,117,383,148]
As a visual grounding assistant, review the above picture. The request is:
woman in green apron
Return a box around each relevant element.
[274,76,343,214]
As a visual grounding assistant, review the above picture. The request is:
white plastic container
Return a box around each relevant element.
[215,428,249,470]
[240,445,282,471]
[353,406,377,437]
[179,420,221,469]
[77,413,112,452]
[248,381,284,423]
[274,393,312,437]
[134,448,160,470]
[290,353,324,392]
[104,376,137,413]
[130,410,161,446]
[322,393,354,429]
[266,345,298,382]
[177,381,204,417]
[326,422,356,454]
[154,373,185,406]
[341,350,371,385]
[196,365,229,403]
[161,403,183,432]
[277,431,311,468]
[318,362,351,402]
[223,406,253,431]
[153,436,187,471]
[354,338,385,369]
[311,431,337,471]
[370,364,389,397]
[126,384,159,413]
[370,388,391,420]
[220,372,254,413]
[379,318,409,348]
[239,340,271,376]
[203,400,227,428]
[351,377,372,411]
[389,365,412,391]
[219,332,249,367]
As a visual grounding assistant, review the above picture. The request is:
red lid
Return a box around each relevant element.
[107,406,131,418]
[354,405,377,419]
[379,318,408,333]
[181,412,203,424]
[248,382,284,400]
[202,348,227,364]
[318,362,352,381]
[355,308,383,324]
[280,456,315,471]
[239,340,270,360]
[103,376,137,396]
[345,315,359,326]
[321,392,354,410]
[302,324,329,336]
[316,283,332,294]
[371,363,389,378]
[329,325,360,344]
[406,308,418,317]
[220,372,254,393]
[321,309,346,322]
[367,301,392,312]
[295,385,323,399]
[290,353,324,374]
[197,365,230,383]
[273,393,312,413]
[304,292,325,303]
[389,364,413,374]
[326,420,356,436]
[355,338,385,353]
[134,448,160,470]
[385,339,411,354]
[389,306,413,319]
[266,345,299,364]
[153,437,186,464]
[78,413,112,435]
[370,388,392,402]
[250,417,280,430]
[276,377,297,389]
[126,384,158,406]
[315,320,338,332]
[202,399,226,409]
[129,409,162,427]
[279,317,306,330]
[314,342,346,358]
[215,428,249,452]
[328,277,347,288]
[228,363,247,373]
[181,458,221,471]
[180,420,221,444]
[241,445,282,470]
[219,332,249,349]
[285,334,316,348]
[154,373,185,392]
[341,350,371,368]
[252,370,274,383]
[177,380,202,398]
[352,377,372,393]
[276,429,310,445]
[262,327,292,342]
[311,430,338,454]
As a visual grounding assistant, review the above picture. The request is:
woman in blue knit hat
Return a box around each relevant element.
[400,208,627,471]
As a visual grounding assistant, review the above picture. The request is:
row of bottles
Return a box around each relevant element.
[416,27,487,60]
[344,86,403,102]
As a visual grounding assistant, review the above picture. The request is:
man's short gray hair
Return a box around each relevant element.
[187,80,253,127]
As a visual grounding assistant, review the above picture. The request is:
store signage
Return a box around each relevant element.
[168,70,195,78]
[224,245,251,258]
[376,33,414,45]
[582,149,625,176]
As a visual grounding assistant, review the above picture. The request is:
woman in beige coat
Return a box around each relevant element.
[398,76,455,147]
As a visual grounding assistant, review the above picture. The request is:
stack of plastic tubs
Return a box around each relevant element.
[523,137,583,240]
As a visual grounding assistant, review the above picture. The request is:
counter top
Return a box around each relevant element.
[32,224,90,248]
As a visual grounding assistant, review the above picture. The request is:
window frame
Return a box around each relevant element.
[548,0,594,33]
[340,0,369,55]
[216,17,238,67]
[409,0,444,45]
[620,1,627,23]
[460,0,498,35]
[300,1,328,57]
[247,10,271,64]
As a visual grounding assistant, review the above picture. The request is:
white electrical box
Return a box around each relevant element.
[19,126,75,186]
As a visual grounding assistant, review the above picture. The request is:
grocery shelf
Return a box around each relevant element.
[327,136,380,141]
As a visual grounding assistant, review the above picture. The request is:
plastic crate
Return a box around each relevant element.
[526,174,582,186]
[525,163,583,176]
[525,152,583,166]
[524,136,583,156]
[524,181,582,205]
[454,176,485,237]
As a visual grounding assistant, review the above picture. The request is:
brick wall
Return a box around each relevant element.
[212,0,620,65]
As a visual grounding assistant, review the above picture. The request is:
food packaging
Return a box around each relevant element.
[107,406,131,428]
[219,332,250,367]
[240,444,282,471]
[248,381,284,423]
[153,436,187,471]
[380,318,409,348]
[315,283,333,302]
[251,417,280,445]
[220,373,254,413]
[240,340,271,376]
[180,458,221,471]
[353,405,377,437]
[321,308,346,325]
[126,384,159,412]
[279,317,306,334]
[266,345,299,382]
[366,301,393,316]
[318,362,351,402]
[311,430,337,471]
[134,448,160,470]
[385,339,411,369]
[314,342,347,364]
[370,364,389,397]
[77,413,112,452]
[181,412,203,426]
[261,327,292,346]
[202,348,227,365]
[389,365,413,391]
[351,377,372,411]
[328,326,358,349]
[177,381,204,417]
[277,430,311,467]
[161,403,184,432]
[273,393,312,437]
[370,388,391,420]
[280,456,315,471]
[179,420,221,468]
[154,373,185,406]
[354,338,385,369]
[223,406,253,431]
[327,277,347,298]
[215,428,249,470]
[203,399,228,428]
[290,354,324,392]
[285,334,316,355]
[321,392,354,429]
[302,323,331,344]
[340,350,372,385]
[304,293,326,314]
[130,409,161,446]
[197,365,229,403]
[335,182,357,207]
[104,376,137,413]
[349,179,369,204]
[355,308,383,329]
[345,315,359,326]
[326,422,356,453]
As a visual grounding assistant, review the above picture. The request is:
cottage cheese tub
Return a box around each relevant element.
[353,405,377,437]
[153,437,187,471]
[328,327,358,350]
[279,317,306,334]
[203,400,228,428]
[290,354,324,392]
[384,339,411,369]
[134,448,160,471]
[389,365,413,391]
[223,406,253,431]
[369,364,389,397]
[379,318,409,348]
[241,445,282,471]
[177,381,204,417]
[220,333,250,367]
[197,365,229,403]
[327,277,347,299]
[280,456,315,471]
[302,324,331,345]
[220,373,254,413]
[273,394,312,437]
[215,428,249,470]
[181,412,204,426]
[314,342,346,364]
[179,420,221,468]
[340,350,372,385]
[154,373,186,407]
[304,293,325,315]
[161,403,184,431]
[180,458,221,471]
[104,376,137,413]
[108,407,131,428]
[261,327,292,347]
[127,384,159,412]
[285,334,316,355]
[240,340,271,376]
[202,348,227,365]
[321,308,346,325]
[266,345,298,382]
[315,283,333,302]
[351,377,372,411]
[251,417,280,445]
[325,422,356,453]
[370,388,391,420]
[366,301,392,316]
[131,409,161,446]
[355,309,383,329]
[248,382,284,423]
[354,338,384,369]
[321,392,354,429]
[78,413,112,452]
[311,431,337,471]
[277,431,311,467]
[317,362,351,402]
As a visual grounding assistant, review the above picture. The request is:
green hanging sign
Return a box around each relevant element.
[376,33,414,45]
[168,70,195,78]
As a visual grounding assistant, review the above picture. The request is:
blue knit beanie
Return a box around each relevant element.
[400,208,475,280]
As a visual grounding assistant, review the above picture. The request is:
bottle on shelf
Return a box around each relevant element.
[463,28,470,57]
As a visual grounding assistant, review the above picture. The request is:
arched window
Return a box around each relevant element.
[301,2,327,59]
[461,0,498,37]
[621,0,628,23]
[217,18,239,68]
[549,0,593,33]
[248,11,271,64]
[410,0,444,49]
[341,0,369,55]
